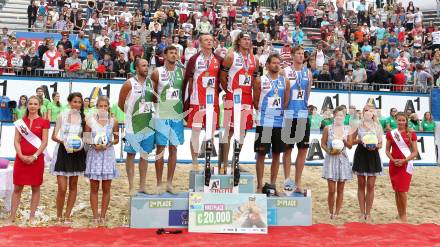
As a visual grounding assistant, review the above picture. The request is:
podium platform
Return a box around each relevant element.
[130,192,189,228]
[189,171,255,193]
[130,173,312,229]
[267,190,312,226]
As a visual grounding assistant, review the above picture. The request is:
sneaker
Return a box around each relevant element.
[262,183,277,197]
[283,178,296,196]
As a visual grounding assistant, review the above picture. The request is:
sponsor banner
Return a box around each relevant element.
[0,78,123,106]
[0,77,430,119]
[168,210,189,226]
[188,192,268,234]
[130,192,189,229]
[308,91,430,119]
[0,125,437,165]
[16,32,77,49]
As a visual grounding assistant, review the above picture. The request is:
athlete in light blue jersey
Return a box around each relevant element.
[253,54,290,194]
[282,46,313,194]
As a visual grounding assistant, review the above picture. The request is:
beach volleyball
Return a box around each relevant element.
[65,135,83,153]
[330,139,344,154]
[94,132,109,149]
[362,134,378,150]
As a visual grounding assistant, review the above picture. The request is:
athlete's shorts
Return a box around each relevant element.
[124,132,155,154]
[223,100,254,131]
[254,126,286,154]
[283,118,311,149]
[154,119,184,146]
[186,104,220,130]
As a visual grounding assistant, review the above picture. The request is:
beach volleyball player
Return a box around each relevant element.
[151,46,185,194]
[282,46,313,193]
[219,32,258,174]
[118,58,155,196]
[182,34,222,170]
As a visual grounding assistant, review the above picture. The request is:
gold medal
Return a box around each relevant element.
[205,71,210,77]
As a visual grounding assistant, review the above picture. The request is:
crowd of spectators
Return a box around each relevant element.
[10,85,436,132]
[0,0,435,90]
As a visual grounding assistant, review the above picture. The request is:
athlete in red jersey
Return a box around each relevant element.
[182,34,222,170]
[219,32,259,173]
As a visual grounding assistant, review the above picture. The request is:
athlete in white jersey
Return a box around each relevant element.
[118,59,155,196]
[282,46,313,193]
[151,46,185,194]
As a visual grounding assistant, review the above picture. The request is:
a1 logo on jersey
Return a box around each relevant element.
[262,80,271,90]
[239,74,251,86]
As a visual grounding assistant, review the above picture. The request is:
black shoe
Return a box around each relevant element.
[262,183,276,197]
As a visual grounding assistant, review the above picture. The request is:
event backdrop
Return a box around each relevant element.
[0,77,431,118]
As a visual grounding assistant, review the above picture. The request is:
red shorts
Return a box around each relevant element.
[186,104,220,130]
[222,100,254,131]
[179,14,188,24]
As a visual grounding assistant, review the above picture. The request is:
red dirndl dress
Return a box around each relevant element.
[13,117,50,186]
[386,130,417,192]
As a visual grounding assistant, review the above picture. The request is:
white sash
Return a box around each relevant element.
[14,119,52,164]
[391,129,414,175]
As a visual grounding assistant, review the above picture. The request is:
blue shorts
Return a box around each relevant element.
[154,119,184,146]
[124,132,155,154]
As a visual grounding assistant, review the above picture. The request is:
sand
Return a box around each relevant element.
[1,164,440,227]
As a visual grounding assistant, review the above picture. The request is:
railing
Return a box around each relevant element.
[0,67,130,80]
[0,66,433,94]
[313,81,432,94]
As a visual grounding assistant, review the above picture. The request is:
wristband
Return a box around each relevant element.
[32,154,38,160]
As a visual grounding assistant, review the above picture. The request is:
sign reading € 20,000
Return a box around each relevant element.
[188,192,268,234]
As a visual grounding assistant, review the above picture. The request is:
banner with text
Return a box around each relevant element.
[0,125,437,165]
[188,192,268,234]
[0,77,431,119]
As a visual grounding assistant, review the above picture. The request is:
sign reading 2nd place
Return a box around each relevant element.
[188,192,268,234]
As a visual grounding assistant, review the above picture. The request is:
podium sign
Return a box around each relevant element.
[188,192,268,234]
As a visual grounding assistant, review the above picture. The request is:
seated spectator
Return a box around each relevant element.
[82,51,98,78]
[95,28,110,49]
[408,113,422,131]
[22,47,41,75]
[422,112,436,132]
[113,52,130,78]
[98,53,114,78]
[352,62,367,87]
[393,66,405,91]
[74,31,91,60]
[197,16,212,35]
[42,41,61,75]
[369,64,393,90]
[100,38,116,60]
[57,31,73,56]
[116,39,130,61]
[130,36,145,61]
[33,14,45,32]
[64,49,82,78]
[414,63,434,92]
[309,105,323,131]
[317,63,332,88]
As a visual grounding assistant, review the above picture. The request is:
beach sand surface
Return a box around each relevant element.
[1,164,439,227]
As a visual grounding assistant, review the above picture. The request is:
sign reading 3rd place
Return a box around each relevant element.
[188,192,268,234]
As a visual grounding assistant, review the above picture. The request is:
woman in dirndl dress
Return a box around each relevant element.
[321,106,353,220]
[50,92,86,225]
[84,96,119,226]
[350,104,383,223]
